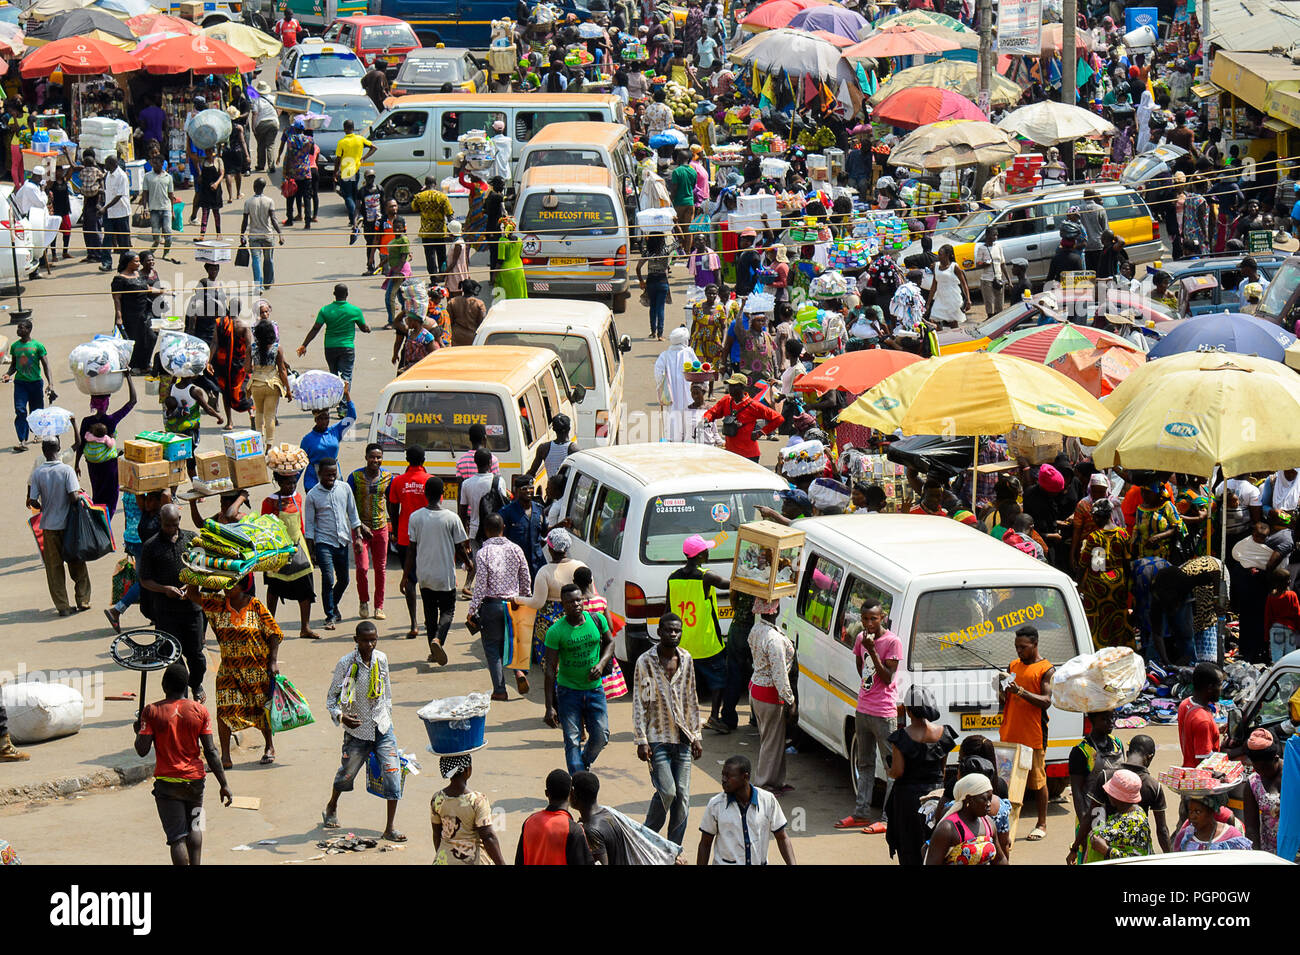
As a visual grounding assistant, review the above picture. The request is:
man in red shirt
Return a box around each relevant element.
[388,446,430,639]
[273,10,302,48]
[514,769,594,865]
[1178,662,1223,767]
[134,662,232,865]
[700,374,783,462]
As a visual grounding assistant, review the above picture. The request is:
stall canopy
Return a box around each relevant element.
[997,100,1116,145]
[875,86,984,128]
[888,119,1020,170]
[126,12,200,36]
[20,34,142,76]
[135,35,255,74]
[870,60,1022,108]
[1209,50,1300,115]
[740,0,836,32]
[785,5,869,41]
[25,8,136,47]
[200,21,282,60]
[842,24,960,60]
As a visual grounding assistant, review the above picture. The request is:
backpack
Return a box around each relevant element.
[476,476,510,542]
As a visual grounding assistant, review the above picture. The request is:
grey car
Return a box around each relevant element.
[311,93,380,185]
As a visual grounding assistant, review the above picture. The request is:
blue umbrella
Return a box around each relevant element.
[1147,313,1297,363]
[787,6,871,41]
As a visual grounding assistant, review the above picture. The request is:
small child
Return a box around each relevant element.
[82,422,116,463]
[1264,568,1300,663]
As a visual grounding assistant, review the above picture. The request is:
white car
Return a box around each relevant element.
[276,40,366,98]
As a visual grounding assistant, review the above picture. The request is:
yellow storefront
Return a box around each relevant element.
[1209,51,1300,161]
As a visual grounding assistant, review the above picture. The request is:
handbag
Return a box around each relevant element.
[266,673,314,733]
[62,494,115,563]
[280,177,298,198]
[602,658,628,699]
[234,241,250,268]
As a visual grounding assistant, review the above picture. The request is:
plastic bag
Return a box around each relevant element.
[293,370,346,412]
[63,495,115,563]
[158,334,211,379]
[185,108,233,152]
[399,276,429,318]
[1050,646,1146,713]
[602,806,681,864]
[68,341,120,379]
[25,407,73,441]
[0,682,84,743]
[266,673,314,733]
[602,659,628,700]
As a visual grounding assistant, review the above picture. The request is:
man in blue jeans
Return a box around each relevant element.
[298,283,370,419]
[543,583,614,775]
[2,318,53,452]
[632,612,703,847]
[304,459,370,630]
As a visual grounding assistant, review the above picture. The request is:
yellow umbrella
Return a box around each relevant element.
[1091,355,1300,478]
[869,60,1022,108]
[1285,339,1300,372]
[841,351,1114,440]
[1102,351,1297,418]
[201,21,281,60]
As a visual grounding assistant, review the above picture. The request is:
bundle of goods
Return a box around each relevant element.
[180,514,295,590]
[158,334,210,379]
[648,128,688,149]
[742,290,776,314]
[750,132,787,155]
[1097,160,1123,181]
[136,430,193,461]
[731,192,780,232]
[809,270,852,301]
[788,215,824,243]
[712,143,746,166]
[1005,425,1062,465]
[759,157,791,180]
[530,2,561,24]
[621,41,647,61]
[78,115,131,160]
[1049,646,1146,713]
[797,309,847,355]
[120,435,189,492]
[457,131,496,171]
[26,406,73,441]
[293,370,346,412]
[1005,153,1043,191]
[636,206,677,235]
[0,682,83,743]
[267,442,310,475]
[184,108,233,152]
[828,238,871,271]
[808,477,850,511]
[399,276,430,319]
[806,154,829,181]
[780,440,827,477]
[419,693,490,755]
[68,336,131,395]
[682,359,717,383]
[1158,753,1244,794]
[564,48,594,68]
[664,81,699,121]
[195,239,233,263]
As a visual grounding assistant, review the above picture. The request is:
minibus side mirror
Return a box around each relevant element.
[618,334,632,352]
[570,384,587,404]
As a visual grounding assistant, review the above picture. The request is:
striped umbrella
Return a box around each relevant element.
[987,322,1140,364]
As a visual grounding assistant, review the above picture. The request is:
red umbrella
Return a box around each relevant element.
[20,36,142,77]
[874,86,984,129]
[136,35,255,74]
[792,349,923,395]
[741,0,833,32]
[126,13,202,37]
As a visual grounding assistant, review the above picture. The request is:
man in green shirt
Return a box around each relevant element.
[2,318,53,451]
[543,583,614,775]
[298,283,371,418]
[670,148,698,252]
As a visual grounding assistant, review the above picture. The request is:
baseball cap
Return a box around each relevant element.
[682,534,716,558]
[725,372,747,385]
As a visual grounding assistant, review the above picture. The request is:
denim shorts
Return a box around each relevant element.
[332,726,402,799]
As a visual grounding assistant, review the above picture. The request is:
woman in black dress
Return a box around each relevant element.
[48,165,73,260]
[110,252,159,374]
[222,105,250,203]
[885,685,958,866]
[195,148,225,237]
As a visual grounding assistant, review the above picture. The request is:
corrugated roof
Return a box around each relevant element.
[1206,0,1300,53]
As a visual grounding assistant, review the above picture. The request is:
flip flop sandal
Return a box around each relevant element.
[321,810,339,829]
[833,816,872,830]
[260,753,275,765]
[859,822,888,834]
[382,830,407,843]
[1027,827,1047,841]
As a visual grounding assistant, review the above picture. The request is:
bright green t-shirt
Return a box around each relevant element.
[544,611,609,691]
[10,339,46,382]
[671,164,696,207]
[315,301,365,349]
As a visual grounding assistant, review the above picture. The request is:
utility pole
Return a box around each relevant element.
[977,0,993,118]
[1061,0,1077,107]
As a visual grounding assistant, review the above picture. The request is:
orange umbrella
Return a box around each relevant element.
[792,349,923,395]
[136,34,255,74]
[843,24,960,60]
[20,36,142,77]
[1040,23,1091,55]
[126,13,201,36]
[874,86,984,129]
[1050,346,1145,398]
[808,29,856,48]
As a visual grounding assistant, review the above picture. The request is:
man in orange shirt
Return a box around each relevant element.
[998,624,1055,841]
[515,769,594,865]
[388,446,430,639]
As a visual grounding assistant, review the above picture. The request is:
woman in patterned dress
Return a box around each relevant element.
[689,284,727,393]
[184,575,282,767]
[1132,483,1186,559]
[1085,770,1153,862]
[1078,500,1133,648]
[1243,728,1284,854]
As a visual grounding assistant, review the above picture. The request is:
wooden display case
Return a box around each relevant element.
[729,521,805,600]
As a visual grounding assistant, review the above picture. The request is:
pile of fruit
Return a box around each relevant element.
[665,81,700,121]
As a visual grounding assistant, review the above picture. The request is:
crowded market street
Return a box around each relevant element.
[0,0,1298,890]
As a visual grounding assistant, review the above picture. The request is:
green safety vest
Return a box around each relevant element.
[666,575,723,661]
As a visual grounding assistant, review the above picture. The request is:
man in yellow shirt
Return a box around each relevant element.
[334,119,376,230]
[410,175,454,277]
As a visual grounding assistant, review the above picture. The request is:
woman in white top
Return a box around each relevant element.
[926,244,971,328]
[445,220,470,294]
[513,527,589,663]
[973,228,1010,320]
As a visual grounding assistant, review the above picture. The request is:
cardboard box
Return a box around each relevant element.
[229,454,269,489]
[223,429,265,460]
[169,459,189,484]
[177,0,203,19]
[119,457,171,492]
[136,430,192,462]
[123,439,163,464]
[194,450,230,482]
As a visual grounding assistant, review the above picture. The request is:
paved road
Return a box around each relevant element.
[0,180,1187,865]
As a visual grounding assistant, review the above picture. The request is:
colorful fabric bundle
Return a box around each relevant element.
[179,567,242,591]
[196,531,249,559]
[185,548,256,575]
[205,518,254,548]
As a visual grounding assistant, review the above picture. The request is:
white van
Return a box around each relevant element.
[787,514,1091,798]
[473,299,632,448]
[514,164,632,310]
[364,93,624,208]
[516,121,640,224]
[557,444,789,663]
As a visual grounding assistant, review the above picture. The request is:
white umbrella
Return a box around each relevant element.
[997,100,1116,145]
[729,27,849,82]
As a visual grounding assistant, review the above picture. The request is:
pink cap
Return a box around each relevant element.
[1102,769,1143,805]
[682,534,717,558]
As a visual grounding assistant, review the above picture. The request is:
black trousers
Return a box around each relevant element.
[153,608,207,694]
[421,588,456,649]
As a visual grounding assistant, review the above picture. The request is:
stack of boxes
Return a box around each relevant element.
[120,438,189,493]
[1004,153,1044,192]
[729,192,781,233]
[118,429,269,494]
[222,430,270,489]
